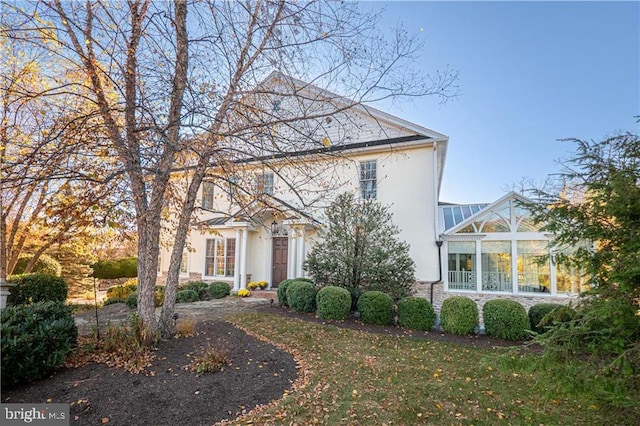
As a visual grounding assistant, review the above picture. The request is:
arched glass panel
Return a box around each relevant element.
[479,206,511,233]
[516,207,542,232]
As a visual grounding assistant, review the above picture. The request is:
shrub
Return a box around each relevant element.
[286,281,317,313]
[91,257,137,279]
[1,301,78,388]
[357,291,393,325]
[12,253,62,276]
[180,281,210,301]
[440,296,478,335]
[538,304,578,330]
[103,298,125,306]
[277,279,297,307]
[316,286,351,320]
[483,299,530,341]
[397,297,436,331]
[106,284,137,301]
[529,303,564,333]
[176,289,199,303]
[209,282,231,299]
[7,273,68,305]
[126,292,138,309]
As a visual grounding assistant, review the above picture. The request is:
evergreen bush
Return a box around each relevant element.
[277,279,296,307]
[286,281,317,313]
[397,297,435,331]
[1,301,78,388]
[126,292,138,308]
[176,289,199,304]
[357,291,393,325]
[483,299,530,341]
[7,274,68,305]
[209,282,231,299]
[528,303,563,333]
[316,286,351,320]
[440,296,478,335]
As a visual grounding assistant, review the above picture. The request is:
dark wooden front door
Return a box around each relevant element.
[272,237,288,287]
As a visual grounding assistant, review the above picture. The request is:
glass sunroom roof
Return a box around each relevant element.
[440,203,489,231]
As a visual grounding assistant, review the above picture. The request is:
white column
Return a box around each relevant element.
[240,229,248,289]
[233,229,241,290]
[265,234,273,289]
[288,230,297,279]
[297,227,306,277]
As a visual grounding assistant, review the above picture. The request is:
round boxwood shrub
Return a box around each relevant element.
[179,281,210,301]
[397,297,436,331]
[440,296,478,335]
[1,301,77,388]
[7,274,68,305]
[286,281,317,313]
[103,298,125,306]
[538,304,577,330]
[125,289,163,308]
[209,282,231,299]
[528,303,563,333]
[316,286,351,320]
[176,289,199,304]
[12,253,62,277]
[277,279,295,307]
[483,299,530,341]
[357,291,393,325]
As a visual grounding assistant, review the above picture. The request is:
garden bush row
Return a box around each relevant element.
[277,279,575,340]
[105,280,232,307]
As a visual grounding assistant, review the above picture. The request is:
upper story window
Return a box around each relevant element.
[359,160,377,200]
[202,181,215,210]
[255,171,274,196]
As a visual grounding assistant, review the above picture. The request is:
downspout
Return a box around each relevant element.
[429,240,443,305]
[429,140,443,305]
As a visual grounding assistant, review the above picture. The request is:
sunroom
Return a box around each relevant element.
[440,192,587,297]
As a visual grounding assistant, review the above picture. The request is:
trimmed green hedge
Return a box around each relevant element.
[176,289,199,304]
[277,279,300,307]
[91,257,137,279]
[357,291,393,325]
[440,296,478,335]
[1,301,78,388]
[7,274,68,305]
[397,297,435,331]
[528,303,563,333]
[286,281,317,313]
[316,286,351,320]
[209,282,231,299]
[483,299,530,341]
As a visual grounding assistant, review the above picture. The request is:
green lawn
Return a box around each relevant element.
[226,313,613,425]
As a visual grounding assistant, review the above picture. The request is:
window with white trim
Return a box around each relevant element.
[359,160,377,200]
[205,238,235,277]
[255,171,274,195]
[180,252,188,274]
[201,181,215,210]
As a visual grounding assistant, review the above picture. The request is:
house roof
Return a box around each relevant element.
[440,191,535,235]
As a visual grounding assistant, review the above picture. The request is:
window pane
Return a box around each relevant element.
[448,241,476,291]
[225,238,236,277]
[216,240,225,276]
[517,241,550,293]
[202,181,214,210]
[180,253,188,274]
[205,240,216,276]
[481,241,512,292]
[443,208,454,230]
[359,160,377,200]
[556,262,589,294]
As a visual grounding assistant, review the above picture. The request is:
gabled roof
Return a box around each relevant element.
[255,71,449,194]
[441,191,535,235]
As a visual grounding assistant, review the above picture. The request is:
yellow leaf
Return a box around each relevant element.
[101,418,109,424]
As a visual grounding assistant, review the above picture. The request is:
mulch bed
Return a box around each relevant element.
[2,320,297,426]
[2,303,534,426]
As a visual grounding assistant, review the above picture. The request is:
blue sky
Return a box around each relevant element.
[367,1,639,203]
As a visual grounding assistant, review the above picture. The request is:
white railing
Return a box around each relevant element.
[448,271,475,291]
[481,271,512,292]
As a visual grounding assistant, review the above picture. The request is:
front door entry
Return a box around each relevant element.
[272,237,288,287]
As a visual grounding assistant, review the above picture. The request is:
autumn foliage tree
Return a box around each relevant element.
[6,0,457,337]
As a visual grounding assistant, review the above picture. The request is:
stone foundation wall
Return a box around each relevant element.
[415,281,578,326]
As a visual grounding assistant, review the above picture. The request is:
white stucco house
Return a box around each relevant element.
[158,72,586,313]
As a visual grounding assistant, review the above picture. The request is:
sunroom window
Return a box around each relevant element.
[448,241,476,291]
[517,241,550,293]
[481,241,512,292]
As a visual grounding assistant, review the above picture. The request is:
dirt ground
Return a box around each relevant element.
[2,297,527,425]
